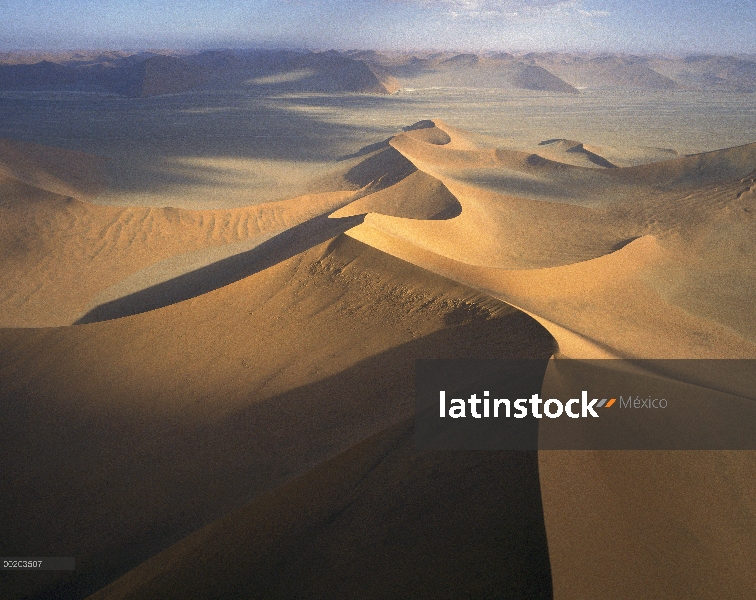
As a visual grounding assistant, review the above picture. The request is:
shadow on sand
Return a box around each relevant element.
[76,213,366,324]
[13,308,555,600]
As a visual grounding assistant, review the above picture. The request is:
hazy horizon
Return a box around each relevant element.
[4,0,756,55]
[2,47,756,60]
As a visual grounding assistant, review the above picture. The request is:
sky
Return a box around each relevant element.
[3,0,756,54]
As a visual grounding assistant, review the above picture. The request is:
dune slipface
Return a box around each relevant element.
[1,115,755,600]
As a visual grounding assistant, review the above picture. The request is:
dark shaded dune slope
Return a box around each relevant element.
[0,235,555,600]
[87,421,552,600]
[75,213,367,324]
[506,62,578,93]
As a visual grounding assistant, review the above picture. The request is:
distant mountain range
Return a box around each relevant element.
[0,49,754,97]
[0,49,399,97]
[360,51,756,93]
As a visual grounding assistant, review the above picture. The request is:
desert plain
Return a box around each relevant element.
[1,50,756,599]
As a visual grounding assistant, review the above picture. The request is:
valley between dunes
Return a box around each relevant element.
[1,119,755,599]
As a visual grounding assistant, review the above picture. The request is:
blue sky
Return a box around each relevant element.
[3,0,756,54]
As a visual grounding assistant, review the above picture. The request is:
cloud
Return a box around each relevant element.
[396,0,574,9]
[391,0,609,21]
[577,8,611,17]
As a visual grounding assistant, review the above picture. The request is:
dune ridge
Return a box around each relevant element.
[337,120,756,360]
[0,138,362,326]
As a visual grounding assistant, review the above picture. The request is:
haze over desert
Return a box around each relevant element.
[2,24,756,600]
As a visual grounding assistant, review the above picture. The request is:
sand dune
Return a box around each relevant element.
[522,51,755,92]
[338,120,756,600]
[504,61,579,93]
[342,120,756,360]
[2,114,756,600]
[0,233,554,600]
[358,51,756,93]
[0,137,106,199]
[0,183,356,326]
[575,143,680,168]
[540,449,756,599]
[0,50,399,97]
[530,53,680,90]
[651,54,756,92]
[379,53,579,93]
[0,137,365,326]
[535,138,617,168]
[330,170,460,220]
[87,421,553,600]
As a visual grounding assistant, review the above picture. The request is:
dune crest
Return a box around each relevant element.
[0,154,356,326]
[339,120,756,359]
[330,171,460,220]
